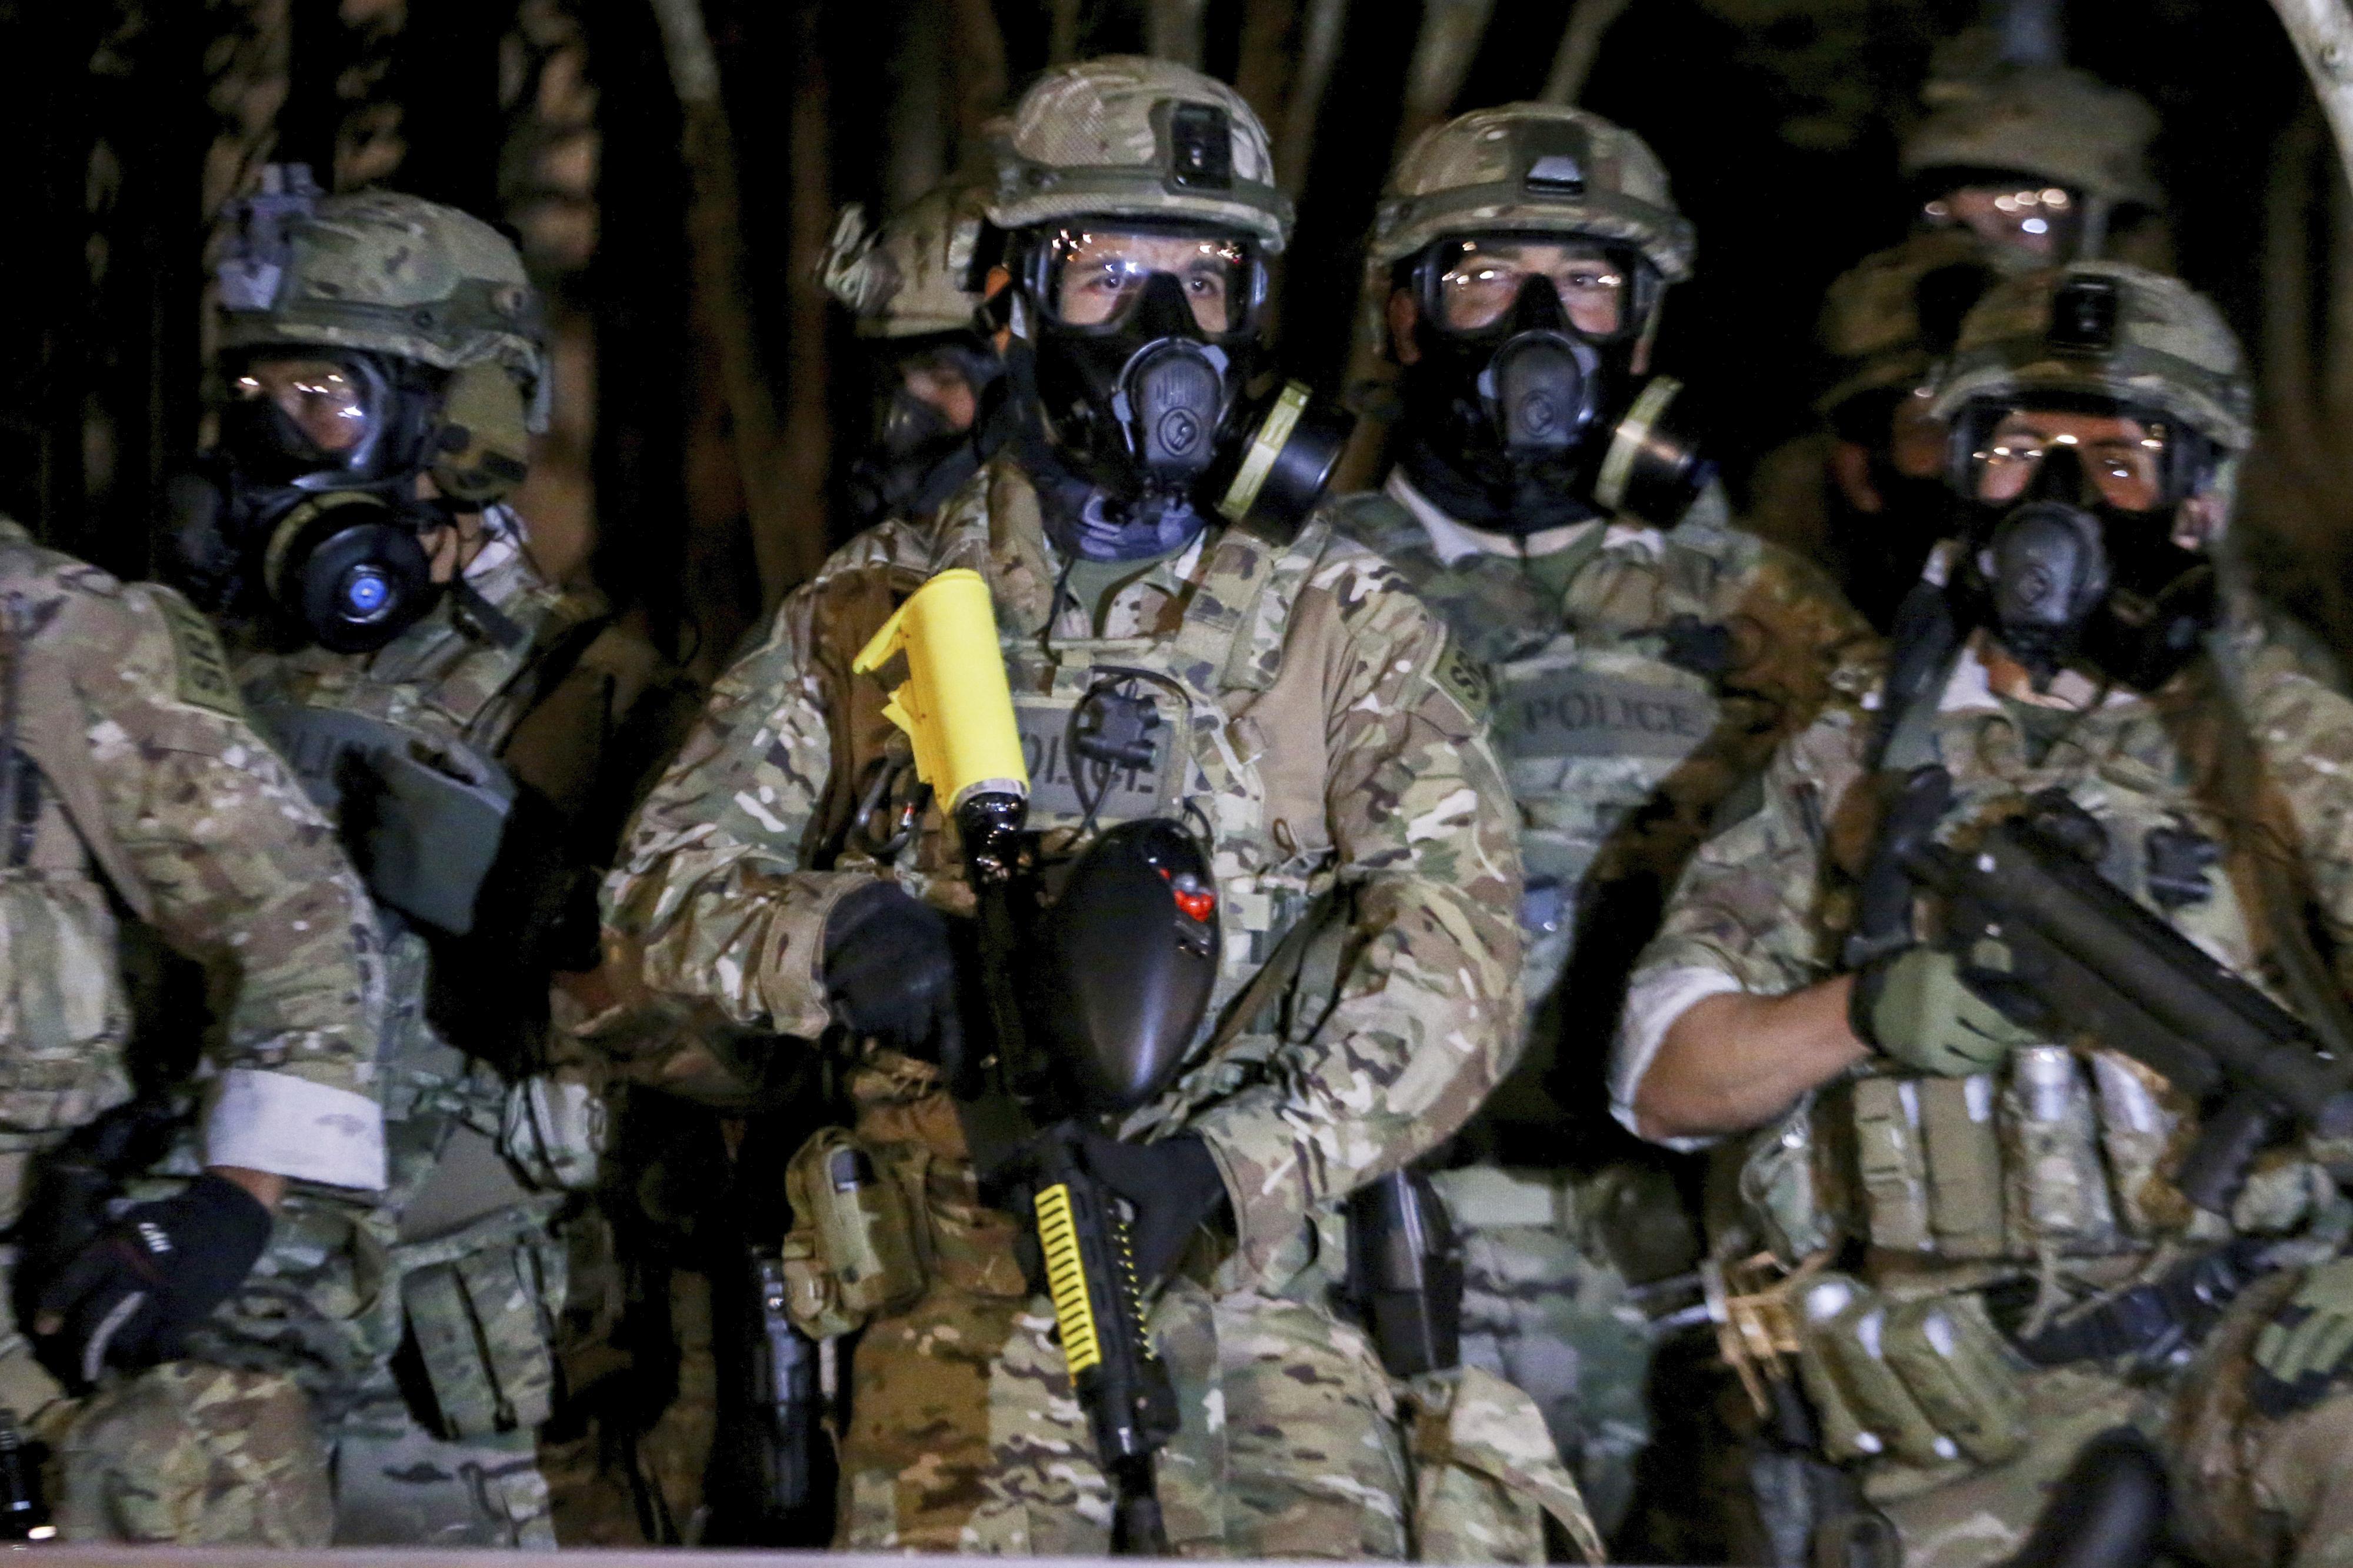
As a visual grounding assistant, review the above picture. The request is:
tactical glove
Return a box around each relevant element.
[1851,944,2038,1077]
[2252,1257,2353,1416]
[822,881,964,1065]
[28,1172,273,1390]
[1072,1130,1229,1285]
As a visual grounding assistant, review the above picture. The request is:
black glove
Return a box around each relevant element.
[28,1172,272,1390]
[1074,1130,1229,1285]
[822,882,964,1064]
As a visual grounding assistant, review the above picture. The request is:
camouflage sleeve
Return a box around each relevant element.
[2237,650,2353,975]
[1720,535,1881,750]
[93,585,385,1187]
[1188,553,1526,1278]
[1609,693,1873,1143]
[1629,697,1867,996]
[602,586,874,1040]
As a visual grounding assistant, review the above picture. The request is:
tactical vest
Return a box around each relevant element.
[189,533,584,1450]
[0,545,147,1145]
[789,506,1373,1318]
[1727,648,2342,1483]
[1331,492,1734,1008]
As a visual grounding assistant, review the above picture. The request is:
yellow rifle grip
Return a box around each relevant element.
[1034,1183,1105,1376]
[851,568,1029,813]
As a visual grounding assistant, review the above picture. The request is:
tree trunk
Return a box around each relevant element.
[1273,0,1345,197]
[648,0,798,608]
[1146,0,1209,67]
[1540,0,1636,106]
[777,0,835,593]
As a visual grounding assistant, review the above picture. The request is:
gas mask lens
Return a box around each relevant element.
[1968,412,2169,511]
[1431,239,1632,338]
[1041,226,1260,337]
[229,354,385,466]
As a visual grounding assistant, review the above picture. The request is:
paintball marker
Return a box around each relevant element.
[1851,765,2353,1215]
[854,569,1221,1554]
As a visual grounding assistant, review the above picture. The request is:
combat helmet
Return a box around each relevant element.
[987,56,1290,249]
[1815,228,2037,421]
[1901,66,2161,213]
[1370,104,1694,284]
[1929,260,2251,455]
[822,174,995,341]
[215,175,548,503]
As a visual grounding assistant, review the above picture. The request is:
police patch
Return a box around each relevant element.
[152,591,244,718]
[1496,665,1716,761]
[1430,637,1492,725]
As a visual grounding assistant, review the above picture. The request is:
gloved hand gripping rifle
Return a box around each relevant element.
[853,570,1199,1554]
[1850,765,2353,1215]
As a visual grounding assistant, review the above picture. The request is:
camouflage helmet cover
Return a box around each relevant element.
[216,188,546,405]
[822,175,993,339]
[988,56,1291,250]
[1900,66,2161,209]
[1814,228,2037,413]
[1370,104,1695,282]
[1928,259,2251,452]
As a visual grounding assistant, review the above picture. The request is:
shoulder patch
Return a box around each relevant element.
[150,590,244,718]
[1430,634,1493,726]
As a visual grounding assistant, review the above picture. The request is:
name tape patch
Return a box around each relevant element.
[154,592,244,718]
[1012,696,1175,823]
[1497,665,1717,760]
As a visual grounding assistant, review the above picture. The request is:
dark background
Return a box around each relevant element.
[0,0,2339,673]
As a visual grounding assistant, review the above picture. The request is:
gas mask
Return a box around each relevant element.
[846,341,1008,526]
[1006,222,1349,561]
[1954,423,2218,693]
[167,348,461,653]
[1397,241,1709,535]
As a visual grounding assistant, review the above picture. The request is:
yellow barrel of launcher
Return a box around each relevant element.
[851,568,1028,813]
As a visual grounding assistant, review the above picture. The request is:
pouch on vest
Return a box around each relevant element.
[2002,1046,2121,1255]
[1878,1293,2027,1467]
[1851,1076,1932,1256]
[1918,1075,2005,1259]
[781,1127,926,1339]
[252,703,516,936]
[1739,1099,1839,1265]
[1791,1273,1949,1467]
[402,1216,564,1439]
[1401,1364,1605,1565]
[0,879,132,1133]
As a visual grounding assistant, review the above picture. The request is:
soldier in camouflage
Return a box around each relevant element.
[1619,260,2353,1567]
[1748,65,2164,631]
[1326,102,1874,1539]
[0,518,382,1544]
[600,56,1597,1560]
[93,177,668,1546]
[821,171,1008,527]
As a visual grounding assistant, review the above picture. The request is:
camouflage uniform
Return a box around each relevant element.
[0,519,384,1544]
[78,188,646,1547]
[1617,265,2353,1566]
[1339,103,1877,1537]
[602,439,1549,1556]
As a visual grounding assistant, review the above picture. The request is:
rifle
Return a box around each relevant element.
[1853,765,2353,1215]
[853,569,1208,1554]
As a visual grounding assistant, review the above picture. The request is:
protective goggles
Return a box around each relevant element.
[1951,393,2214,513]
[224,351,400,474]
[1025,224,1267,339]
[1414,236,1648,342]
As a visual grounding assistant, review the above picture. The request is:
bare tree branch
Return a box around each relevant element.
[2267,0,2353,202]
[1394,0,1495,159]
[1146,0,1209,68]
[1274,0,1345,196]
[648,0,798,604]
[1048,0,1082,65]
[1539,0,1635,106]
